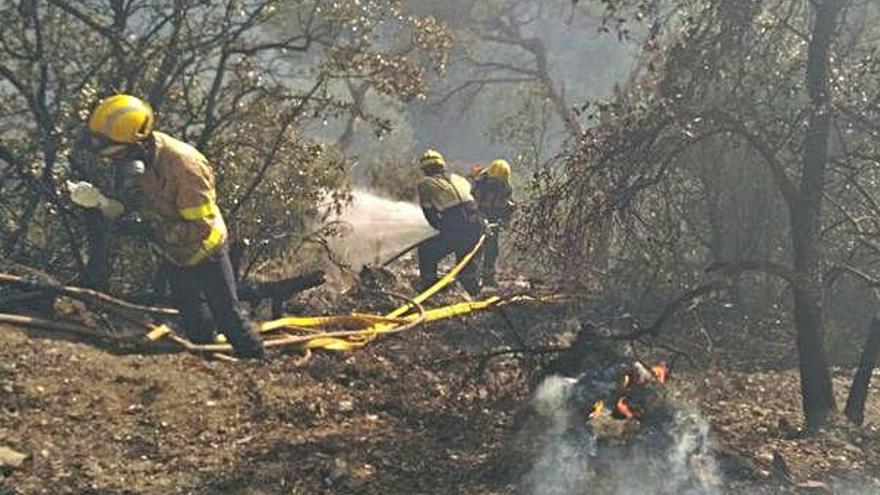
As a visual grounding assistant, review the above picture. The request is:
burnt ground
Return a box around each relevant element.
[1,284,880,495]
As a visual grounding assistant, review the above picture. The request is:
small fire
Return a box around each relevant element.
[651,363,669,384]
[587,361,671,423]
[616,397,635,419]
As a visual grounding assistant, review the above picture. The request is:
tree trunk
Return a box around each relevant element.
[788,0,841,431]
[844,316,880,425]
[790,282,835,430]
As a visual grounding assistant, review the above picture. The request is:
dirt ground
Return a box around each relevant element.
[1,292,880,495]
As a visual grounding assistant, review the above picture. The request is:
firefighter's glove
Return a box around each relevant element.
[67,180,125,219]
[67,180,103,208]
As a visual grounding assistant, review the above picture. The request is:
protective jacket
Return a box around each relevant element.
[134,132,228,266]
[473,175,514,222]
[417,172,480,232]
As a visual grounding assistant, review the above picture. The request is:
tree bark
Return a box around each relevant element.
[790,0,841,430]
[844,316,880,425]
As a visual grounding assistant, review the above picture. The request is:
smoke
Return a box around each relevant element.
[522,377,596,495]
[327,189,436,270]
[521,375,721,495]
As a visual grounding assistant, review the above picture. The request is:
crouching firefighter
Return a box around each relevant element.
[473,159,515,287]
[416,149,483,297]
[69,94,266,359]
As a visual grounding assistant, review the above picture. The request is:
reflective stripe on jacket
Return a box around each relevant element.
[135,132,228,266]
[417,173,474,212]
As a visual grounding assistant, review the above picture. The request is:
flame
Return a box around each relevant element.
[616,397,635,419]
[651,364,669,384]
[588,362,671,422]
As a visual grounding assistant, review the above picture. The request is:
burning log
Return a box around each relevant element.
[583,361,670,425]
[519,359,720,495]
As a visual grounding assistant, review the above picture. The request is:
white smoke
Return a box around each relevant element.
[327,189,436,270]
[522,377,596,495]
[521,375,721,495]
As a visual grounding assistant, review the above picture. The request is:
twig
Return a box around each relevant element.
[430,346,568,367]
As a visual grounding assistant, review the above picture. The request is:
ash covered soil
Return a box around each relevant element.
[1,295,880,495]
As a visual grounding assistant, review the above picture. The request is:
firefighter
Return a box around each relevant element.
[416,149,483,296]
[68,94,265,359]
[473,159,514,287]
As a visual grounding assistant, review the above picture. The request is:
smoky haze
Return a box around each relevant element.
[314,0,642,176]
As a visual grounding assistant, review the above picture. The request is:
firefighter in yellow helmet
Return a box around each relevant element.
[473,159,515,287]
[69,94,265,359]
[416,149,483,296]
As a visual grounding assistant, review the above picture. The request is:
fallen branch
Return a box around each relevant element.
[428,345,569,367]
[0,272,177,317]
[0,312,130,342]
[770,451,832,494]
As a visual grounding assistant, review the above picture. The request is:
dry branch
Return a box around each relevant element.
[0,272,177,316]
[609,281,729,341]
[0,313,129,342]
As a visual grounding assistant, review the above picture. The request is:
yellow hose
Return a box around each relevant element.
[161,234,492,353]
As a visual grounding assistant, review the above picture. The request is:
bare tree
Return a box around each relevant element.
[522,0,880,429]
[0,0,451,290]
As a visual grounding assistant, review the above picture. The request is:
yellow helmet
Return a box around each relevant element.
[486,159,511,181]
[88,94,154,144]
[420,149,446,169]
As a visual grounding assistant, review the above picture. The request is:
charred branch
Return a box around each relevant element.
[607,281,730,341]
[238,271,326,318]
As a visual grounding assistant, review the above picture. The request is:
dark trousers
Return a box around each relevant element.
[165,246,264,354]
[418,227,482,296]
[482,229,500,284]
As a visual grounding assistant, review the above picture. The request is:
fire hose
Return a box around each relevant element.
[378,223,499,268]
[379,234,438,268]
[0,233,528,356]
[152,233,492,353]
